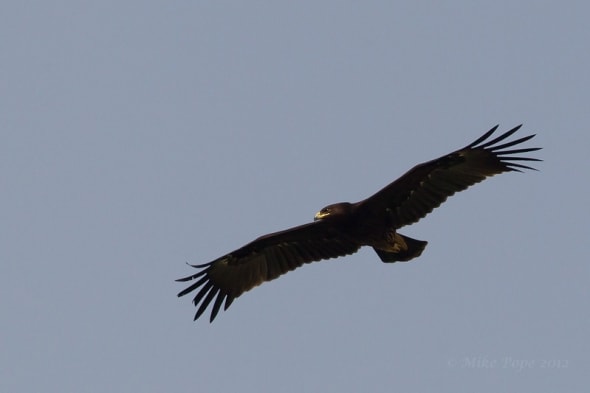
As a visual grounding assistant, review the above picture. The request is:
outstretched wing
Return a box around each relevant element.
[177,221,360,322]
[359,125,541,228]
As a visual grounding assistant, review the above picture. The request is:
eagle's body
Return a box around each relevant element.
[178,125,541,322]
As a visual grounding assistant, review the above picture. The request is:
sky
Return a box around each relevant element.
[1,1,589,392]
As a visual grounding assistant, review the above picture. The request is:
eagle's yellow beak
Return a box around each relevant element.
[314,211,328,221]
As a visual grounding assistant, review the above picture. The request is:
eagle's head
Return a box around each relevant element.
[314,202,354,221]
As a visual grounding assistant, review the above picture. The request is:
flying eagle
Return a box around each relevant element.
[178,125,541,322]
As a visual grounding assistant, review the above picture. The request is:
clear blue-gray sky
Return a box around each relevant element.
[2,2,588,392]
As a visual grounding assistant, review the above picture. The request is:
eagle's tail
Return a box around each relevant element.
[373,234,427,263]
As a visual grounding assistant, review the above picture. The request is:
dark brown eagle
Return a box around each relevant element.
[178,125,541,322]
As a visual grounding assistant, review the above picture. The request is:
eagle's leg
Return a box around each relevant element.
[373,231,428,263]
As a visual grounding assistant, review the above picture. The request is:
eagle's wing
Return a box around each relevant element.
[358,125,541,228]
[177,221,360,322]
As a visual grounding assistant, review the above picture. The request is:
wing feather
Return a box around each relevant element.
[358,125,541,228]
[210,291,226,322]
[177,221,360,322]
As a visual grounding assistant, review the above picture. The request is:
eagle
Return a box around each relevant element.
[177,125,541,322]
